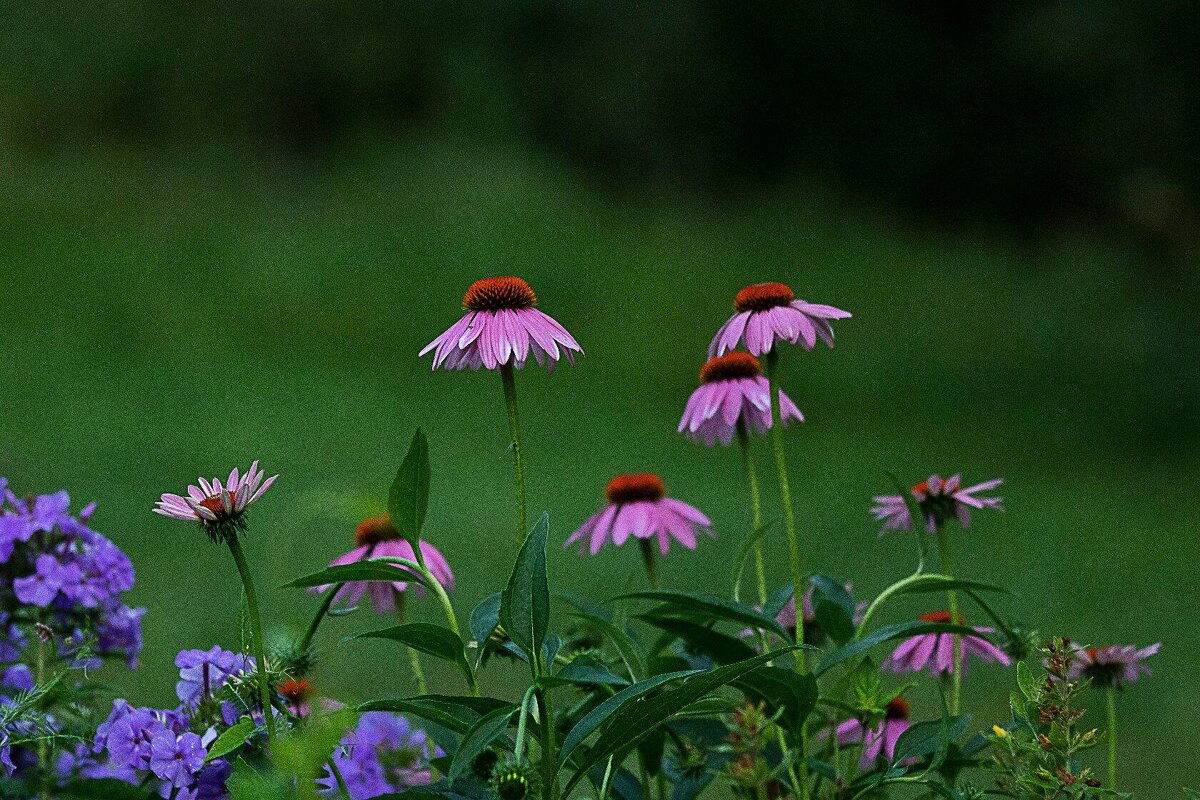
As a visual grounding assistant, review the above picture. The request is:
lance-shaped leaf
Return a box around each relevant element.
[500,513,550,664]
[816,621,982,676]
[615,590,789,641]
[636,614,757,665]
[281,560,427,590]
[389,428,431,549]
[447,706,518,781]
[892,713,973,764]
[204,717,256,762]
[354,623,474,686]
[469,592,502,668]
[565,610,646,681]
[357,695,511,735]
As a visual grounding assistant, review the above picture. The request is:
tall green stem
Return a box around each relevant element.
[395,590,429,695]
[536,689,559,800]
[934,526,962,715]
[227,532,276,743]
[300,583,341,654]
[1106,686,1118,790]
[736,422,768,607]
[500,362,528,545]
[763,350,808,800]
[638,538,660,589]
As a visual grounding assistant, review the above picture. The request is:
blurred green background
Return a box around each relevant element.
[1,2,1197,794]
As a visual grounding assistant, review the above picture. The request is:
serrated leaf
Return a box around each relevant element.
[816,621,982,676]
[891,714,973,763]
[562,647,799,794]
[616,590,789,641]
[389,429,431,549]
[447,706,517,781]
[500,513,550,664]
[281,560,426,590]
[204,716,256,762]
[354,623,474,686]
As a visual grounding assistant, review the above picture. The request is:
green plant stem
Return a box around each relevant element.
[514,686,536,761]
[328,758,352,799]
[854,570,928,638]
[227,532,276,744]
[500,361,528,546]
[763,349,808,800]
[536,689,559,800]
[395,590,429,695]
[736,422,768,607]
[1106,686,1118,790]
[300,582,342,653]
[36,614,49,800]
[638,538,660,589]
[934,526,962,715]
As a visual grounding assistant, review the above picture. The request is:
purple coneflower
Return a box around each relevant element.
[419,276,582,372]
[709,282,850,358]
[871,474,1003,534]
[153,461,277,544]
[678,353,803,447]
[566,473,712,587]
[832,698,913,767]
[312,515,454,613]
[1068,643,1160,689]
[884,611,1011,676]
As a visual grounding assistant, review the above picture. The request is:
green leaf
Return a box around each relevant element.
[52,780,157,800]
[357,695,511,735]
[1016,660,1036,701]
[888,574,1009,598]
[732,666,817,734]
[549,654,630,687]
[731,521,774,600]
[558,670,696,769]
[636,614,757,665]
[813,600,855,645]
[204,716,256,762]
[281,560,426,590]
[389,428,431,548]
[447,706,517,781]
[616,590,789,641]
[354,623,473,686]
[562,647,798,794]
[564,610,646,681]
[816,621,982,676]
[468,593,502,668]
[892,714,973,763]
[499,513,550,664]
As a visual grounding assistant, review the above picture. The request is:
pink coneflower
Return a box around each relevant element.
[709,282,851,358]
[312,515,454,613]
[566,474,713,557]
[1068,643,1160,689]
[884,611,1011,676]
[871,474,1004,534]
[832,698,913,767]
[419,277,582,371]
[678,353,804,446]
[153,461,277,543]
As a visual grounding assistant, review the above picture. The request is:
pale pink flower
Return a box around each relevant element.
[153,461,277,542]
[884,611,1011,676]
[566,473,712,556]
[871,473,1003,534]
[678,353,803,446]
[311,516,454,613]
[709,282,850,358]
[419,276,582,371]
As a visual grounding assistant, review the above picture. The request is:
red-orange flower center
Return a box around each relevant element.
[1086,647,1102,659]
[919,610,965,625]
[885,697,910,720]
[911,481,930,494]
[463,277,537,311]
[606,473,666,504]
[734,282,795,312]
[278,678,314,703]
[700,352,762,383]
[356,514,403,546]
[198,492,235,517]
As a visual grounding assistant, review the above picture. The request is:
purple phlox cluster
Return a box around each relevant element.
[318,712,441,799]
[175,646,255,708]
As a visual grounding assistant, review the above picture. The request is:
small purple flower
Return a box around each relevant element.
[884,611,1011,676]
[1068,643,1160,689]
[871,474,1003,534]
[2,665,34,694]
[176,646,254,706]
[149,730,206,788]
[709,282,851,358]
[0,512,35,563]
[420,277,582,372]
[678,353,803,447]
[55,741,138,784]
[97,603,146,668]
[106,708,166,771]
[13,554,76,607]
[566,473,713,556]
[318,712,439,799]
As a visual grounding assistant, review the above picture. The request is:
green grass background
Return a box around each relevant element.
[0,138,1195,793]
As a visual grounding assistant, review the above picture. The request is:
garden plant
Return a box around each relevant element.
[0,277,1177,800]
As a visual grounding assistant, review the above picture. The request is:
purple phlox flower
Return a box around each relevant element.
[14,554,78,607]
[0,614,26,662]
[420,276,582,371]
[27,491,72,533]
[94,700,134,754]
[871,474,1004,534]
[318,712,439,799]
[566,473,713,556]
[830,698,913,767]
[55,741,138,784]
[311,516,454,614]
[97,603,146,668]
[679,353,803,446]
[1067,642,1161,689]
[153,461,277,534]
[0,512,35,563]
[2,665,34,696]
[106,708,167,771]
[1,736,13,777]
[176,646,254,706]
[149,730,206,788]
[709,282,851,358]
[883,611,1011,676]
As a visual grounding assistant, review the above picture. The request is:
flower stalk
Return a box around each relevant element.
[1106,685,1118,790]
[735,421,768,607]
[226,532,276,743]
[638,538,660,589]
[500,361,529,546]
[934,525,963,715]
